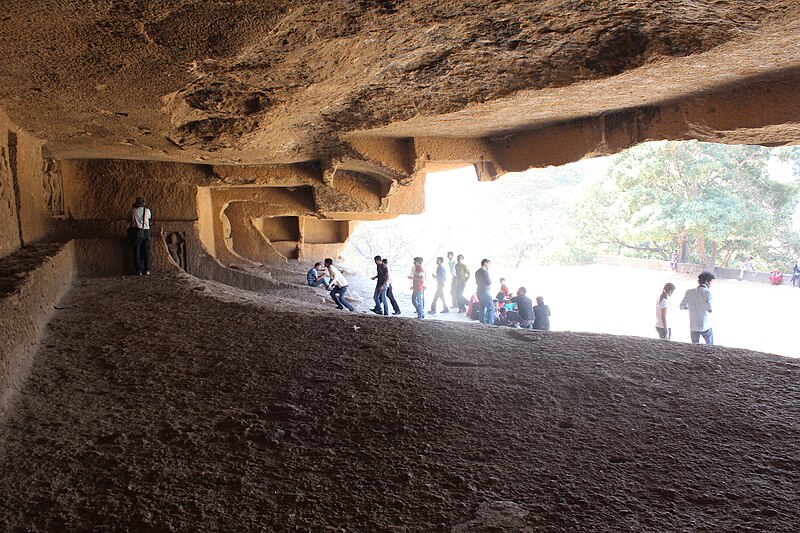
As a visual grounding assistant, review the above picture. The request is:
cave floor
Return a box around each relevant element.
[1,272,798,532]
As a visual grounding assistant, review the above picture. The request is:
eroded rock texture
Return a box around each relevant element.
[0,1,798,270]
[0,2,799,268]
[1,1,799,170]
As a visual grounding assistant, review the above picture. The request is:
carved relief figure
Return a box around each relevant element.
[42,159,65,216]
[0,146,10,209]
[166,231,187,271]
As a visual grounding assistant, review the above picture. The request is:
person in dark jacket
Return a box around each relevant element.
[533,296,551,330]
[509,287,534,328]
[475,258,494,325]
[372,255,390,315]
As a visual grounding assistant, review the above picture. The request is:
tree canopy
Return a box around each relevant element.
[570,141,800,269]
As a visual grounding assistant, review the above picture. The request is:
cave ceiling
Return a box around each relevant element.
[2,0,800,172]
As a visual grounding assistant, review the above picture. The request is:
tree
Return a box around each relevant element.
[572,141,800,269]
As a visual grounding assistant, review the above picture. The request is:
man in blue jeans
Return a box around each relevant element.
[324,258,354,311]
[475,258,494,325]
[372,255,389,315]
[306,262,330,289]
[680,271,714,344]
[408,256,426,319]
[429,256,449,314]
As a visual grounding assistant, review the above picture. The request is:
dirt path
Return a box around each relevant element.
[1,273,798,531]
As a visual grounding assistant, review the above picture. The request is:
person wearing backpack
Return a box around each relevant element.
[127,197,153,276]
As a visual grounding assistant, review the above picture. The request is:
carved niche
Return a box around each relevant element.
[166,231,187,271]
[42,159,65,217]
[0,146,9,210]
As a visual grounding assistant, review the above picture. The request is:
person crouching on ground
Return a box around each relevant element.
[510,287,535,328]
[655,282,676,339]
[533,296,550,330]
[324,258,354,311]
[307,262,330,289]
[680,271,714,344]
[408,256,426,319]
[127,196,152,276]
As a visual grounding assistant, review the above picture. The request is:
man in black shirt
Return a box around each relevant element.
[475,258,494,325]
[372,255,390,315]
[509,287,534,328]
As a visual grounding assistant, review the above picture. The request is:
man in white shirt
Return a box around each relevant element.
[127,196,153,275]
[324,258,354,311]
[447,251,457,308]
[680,271,715,344]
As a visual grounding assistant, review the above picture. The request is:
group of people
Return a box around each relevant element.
[656,271,715,344]
[307,252,551,330]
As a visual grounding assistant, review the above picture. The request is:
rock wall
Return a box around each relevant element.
[0,111,52,258]
[0,241,75,418]
[0,123,19,257]
[46,158,415,277]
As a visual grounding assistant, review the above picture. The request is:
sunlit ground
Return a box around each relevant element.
[344,159,800,359]
[433,263,798,359]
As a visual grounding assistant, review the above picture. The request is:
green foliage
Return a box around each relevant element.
[571,141,800,267]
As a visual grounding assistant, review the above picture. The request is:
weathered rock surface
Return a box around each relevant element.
[1,1,799,174]
[0,273,797,531]
[3,1,800,269]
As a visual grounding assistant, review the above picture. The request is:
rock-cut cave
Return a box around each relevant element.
[0,1,798,531]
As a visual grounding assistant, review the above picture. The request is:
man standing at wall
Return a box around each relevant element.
[127,196,152,276]
[453,254,470,313]
[475,258,494,325]
[680,271,715,344]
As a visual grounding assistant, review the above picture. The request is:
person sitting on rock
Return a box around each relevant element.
[307,262,330,289]
[533,296,551,331]
[509,287,535,328]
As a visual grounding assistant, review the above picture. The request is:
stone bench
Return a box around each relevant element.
[0,241,75,418]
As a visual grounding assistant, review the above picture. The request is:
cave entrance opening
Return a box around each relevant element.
[342,140,800,358]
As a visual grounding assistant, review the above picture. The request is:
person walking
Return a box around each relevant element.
[680,271,715,344]
[655,282,676,339]
[738,256,754,281]
[533,296,551,330]
[382,258,401,315]
[430,256,449,313]
[324,258,354,311]
[454,254,470,312]
[372,255,389,315]
[475,258,494,325]
[127,196,153,276]
[408,256,426,319]
[447,251,457,309]
[791,260,799,287]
